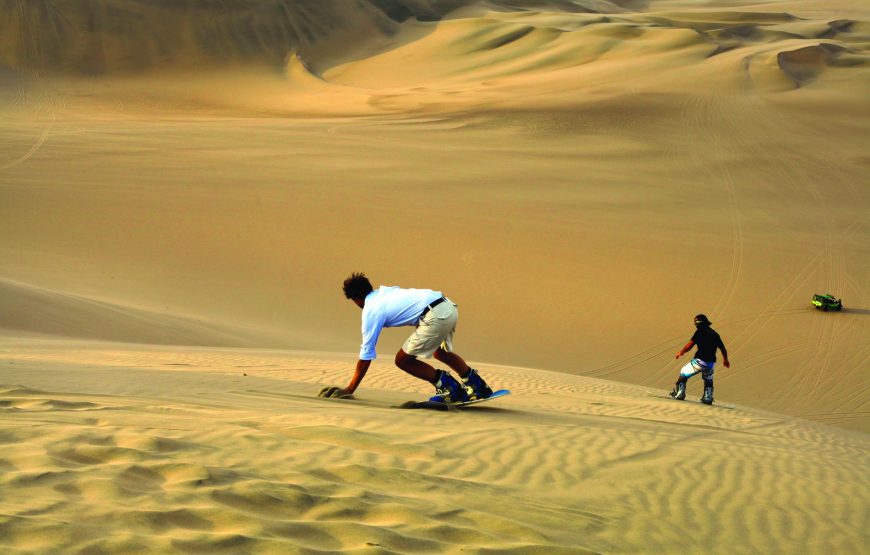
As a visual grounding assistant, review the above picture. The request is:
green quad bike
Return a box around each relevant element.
[812,294,843,311]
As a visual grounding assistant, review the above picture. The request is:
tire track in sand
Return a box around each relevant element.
[624,91,747,384]
[0,83,64,172]
[0,120,53,171]
[735,92,865,412]
[678,91,746,320]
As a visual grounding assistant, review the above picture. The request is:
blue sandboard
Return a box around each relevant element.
[400,389,511,410]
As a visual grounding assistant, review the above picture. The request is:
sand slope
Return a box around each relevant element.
[0,0,419,74]
[0,277,262,346]
[1,1,868,432]
[1,340,868,553]
[1,1,869,551]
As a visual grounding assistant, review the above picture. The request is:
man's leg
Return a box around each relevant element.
[436,347,493,399]
[701,366,715,404]
[396,349,468,403]
[433,348,470,377]
[670,375,688,400]
[670,361,698,400]
[395,350,438,382]
[398,303,474,402]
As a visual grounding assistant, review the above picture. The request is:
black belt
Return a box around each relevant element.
[419,297,446,320]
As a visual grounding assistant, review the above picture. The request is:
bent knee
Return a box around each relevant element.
[395,349,414,367]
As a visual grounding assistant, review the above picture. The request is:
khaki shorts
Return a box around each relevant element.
[402,299,458,359]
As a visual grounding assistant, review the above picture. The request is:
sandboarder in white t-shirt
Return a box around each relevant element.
[318,272,494,404]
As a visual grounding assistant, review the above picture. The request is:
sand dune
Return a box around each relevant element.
[0,0,637,76]
[1,0,869,552]
[3,1,866,115]
[1,1,868,426]
[1,0,407,74]
[1,341,868,553]
[0,277,256,346]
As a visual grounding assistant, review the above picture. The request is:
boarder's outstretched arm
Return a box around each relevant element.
[719,340,730,368]
[344,359,372,395]
[675,341,694,359]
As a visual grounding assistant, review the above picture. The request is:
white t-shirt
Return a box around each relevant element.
[359,286,442,360]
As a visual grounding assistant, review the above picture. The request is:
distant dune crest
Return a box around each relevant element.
[0,0,616,74]
[1,0,865,102]
[1,0,397,74]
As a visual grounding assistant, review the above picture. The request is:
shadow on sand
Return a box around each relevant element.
[839,308,870,315]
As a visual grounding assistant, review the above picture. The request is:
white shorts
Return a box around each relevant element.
[402,299,457,359]
[680,358,715,378]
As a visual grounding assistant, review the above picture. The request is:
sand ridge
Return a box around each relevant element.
[3,1,867,116]
[2,340,868,553]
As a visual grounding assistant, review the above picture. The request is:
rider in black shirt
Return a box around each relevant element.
[670,314,730,404]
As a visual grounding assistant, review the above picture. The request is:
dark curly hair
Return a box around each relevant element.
[343,272,373,300]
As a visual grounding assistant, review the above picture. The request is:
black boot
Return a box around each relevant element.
[669,377,687,400]
[701,379,714,405]
[462,367,493,400]
[429,370,470,404]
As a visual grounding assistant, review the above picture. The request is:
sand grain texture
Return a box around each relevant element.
[2,341,868,553]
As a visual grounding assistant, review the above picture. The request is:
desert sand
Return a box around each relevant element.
[1,0,868,553]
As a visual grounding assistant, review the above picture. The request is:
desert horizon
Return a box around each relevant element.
[1,0,868,553]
